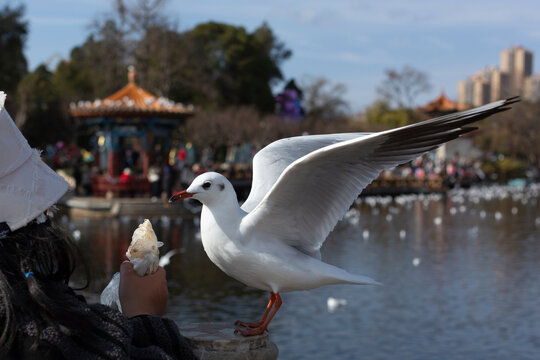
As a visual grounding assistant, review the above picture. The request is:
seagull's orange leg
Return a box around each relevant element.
[235,293,282,336]
[235,292,276,328]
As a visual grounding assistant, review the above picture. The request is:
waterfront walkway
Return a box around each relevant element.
[61,195,198,218]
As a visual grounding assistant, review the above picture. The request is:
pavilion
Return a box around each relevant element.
[418,92,469,117]
[419,92,478,162]
[70,67,194,196]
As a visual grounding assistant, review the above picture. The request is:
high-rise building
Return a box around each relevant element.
[500,48,514,74]
[490,67,510,101]
[472,75,490,106]
[457,79,474,106]
[458,45,536,105]
[524,73,540,102]
[459,70,492,106]
[504,46,533,96]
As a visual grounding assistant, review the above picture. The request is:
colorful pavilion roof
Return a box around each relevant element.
[419,92,469,113]
[70,68,194,119]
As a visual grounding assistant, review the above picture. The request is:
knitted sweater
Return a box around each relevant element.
[3,286,196,360]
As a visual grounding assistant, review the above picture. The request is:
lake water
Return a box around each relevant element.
[65,184,540,360]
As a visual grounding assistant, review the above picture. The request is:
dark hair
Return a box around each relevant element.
[0,217,90,352]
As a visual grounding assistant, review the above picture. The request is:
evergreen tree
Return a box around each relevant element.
[0,3,28,110]
[18,65,68,148]
[171,21,291,112]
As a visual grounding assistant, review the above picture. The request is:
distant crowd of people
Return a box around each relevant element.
[379,154,487,188]
[43,138,537,198]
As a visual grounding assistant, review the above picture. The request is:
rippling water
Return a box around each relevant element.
[66,185,540,360]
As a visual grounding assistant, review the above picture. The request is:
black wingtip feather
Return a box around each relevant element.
[379,97,519,153]
[505,96,521,104]
[460,126,478,134]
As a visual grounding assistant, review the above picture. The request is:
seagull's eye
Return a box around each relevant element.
[202,181,212,190]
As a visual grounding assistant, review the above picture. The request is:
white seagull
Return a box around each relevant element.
[170,97,518,336]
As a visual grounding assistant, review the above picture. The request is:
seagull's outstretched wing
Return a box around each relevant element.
[241,133,372,212]
[242,97,519,255]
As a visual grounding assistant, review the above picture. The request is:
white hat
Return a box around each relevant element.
[0,91,69,233]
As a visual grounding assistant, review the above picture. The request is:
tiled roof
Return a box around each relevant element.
[70,68,194,118]
[419,92,469,113]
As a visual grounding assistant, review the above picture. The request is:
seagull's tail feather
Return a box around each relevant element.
[352,275,382,286]
[321,261,382,286]
[335,271,382,286]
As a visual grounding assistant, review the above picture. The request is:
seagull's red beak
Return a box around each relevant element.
[169,190,194,203]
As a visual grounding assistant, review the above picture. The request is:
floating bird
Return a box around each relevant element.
[362,229,370,240]
[72,229,81,242]
[327,297,348,313]
[170,97,518,336]
[159,248,180,268]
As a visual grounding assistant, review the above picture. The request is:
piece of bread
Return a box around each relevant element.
[126,219,164,276]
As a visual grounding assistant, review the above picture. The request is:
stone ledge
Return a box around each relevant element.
[178,322,278,360]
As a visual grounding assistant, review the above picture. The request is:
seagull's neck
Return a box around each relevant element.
[201,193,245,233]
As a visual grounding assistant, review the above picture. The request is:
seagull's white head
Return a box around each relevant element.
[169,171,233,206]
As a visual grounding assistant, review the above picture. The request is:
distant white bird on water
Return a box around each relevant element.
[158,249,180,267]
[170,97,518,336]
[327,297,348,313]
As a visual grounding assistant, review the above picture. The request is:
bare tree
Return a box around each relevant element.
[184,107,262,149]
[183,106,302,151]
[377,65,432,109]
[89,0,177,93]
[475,100,540,160]
[300,76,350,121]
[101,0,171,41]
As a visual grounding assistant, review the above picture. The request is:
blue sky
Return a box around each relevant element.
[16,0,540,111]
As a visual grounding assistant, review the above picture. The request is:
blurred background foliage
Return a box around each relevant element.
[1,0,539,170]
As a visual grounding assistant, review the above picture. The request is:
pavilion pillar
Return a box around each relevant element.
[141,130,152,178]
[141,152,149,178]
[108,150,121,176]
[106,127,121,177]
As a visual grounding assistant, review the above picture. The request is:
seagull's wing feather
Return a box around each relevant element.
[241,133,372,212]
[243,97,519,254]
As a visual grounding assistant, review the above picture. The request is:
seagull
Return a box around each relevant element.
[159,248,180,267]
[170,97,518,336]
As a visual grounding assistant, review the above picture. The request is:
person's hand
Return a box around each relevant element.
[119,261,168,318]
